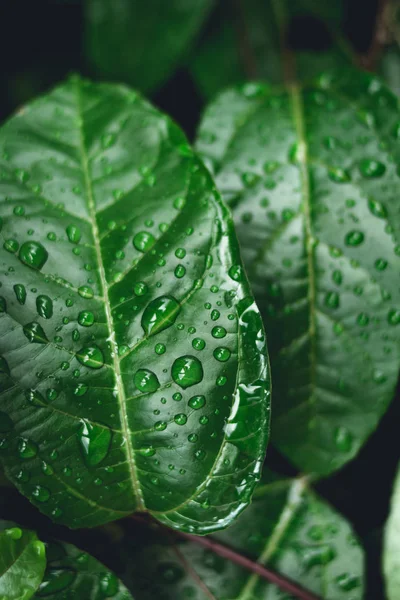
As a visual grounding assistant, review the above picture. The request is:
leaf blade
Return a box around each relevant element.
[0,77,270,531]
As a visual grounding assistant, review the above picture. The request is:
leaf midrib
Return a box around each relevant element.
[74,80,145,511]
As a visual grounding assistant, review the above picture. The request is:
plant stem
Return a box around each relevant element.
[233,0,257,79]
[360,0,390,71]
[130,514,323,600]
[178,531,323,600]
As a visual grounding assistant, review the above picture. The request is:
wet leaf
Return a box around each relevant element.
[0,520,46,600]
[85,0,214,92]
[122,472,364,599]
[33,540,132,599]
[0,77,270,532]
[196,69,400,475]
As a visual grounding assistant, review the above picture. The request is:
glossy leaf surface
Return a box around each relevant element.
[0,520,46,600]
[123,472,364,599]
[33,540,133,599]
[190,0,348,100]
[384,461,400,600]
[86,0,214,92]
[0,78,270,531]
[197,69,400,475]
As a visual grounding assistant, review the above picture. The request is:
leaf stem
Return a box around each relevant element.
[130,515,323,600]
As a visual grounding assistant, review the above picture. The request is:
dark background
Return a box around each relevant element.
[0,1,396,598]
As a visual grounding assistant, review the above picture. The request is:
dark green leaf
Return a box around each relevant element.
[0,77,270,532]
[33,540,132,599]
[85,0,214,92]
[196,69,400,475]
[190,0,349,100]
[0,520,46,600]
[123,472,364,599]
[384,461,400,600]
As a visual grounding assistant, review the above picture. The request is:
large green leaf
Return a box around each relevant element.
[384,462,400,600]
[0,77,270,532]
[196,69,400,476]
[0,520,46,600]
[122,472,364,599]
[190,0,348,100]
[33,540,133,599]
[85,0,214,92]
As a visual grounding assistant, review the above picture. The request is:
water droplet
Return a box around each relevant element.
[18,437,38,459]
[100,572,119,596]
[334,426,353,452]
[13,283,26,305]
[154,421,167,431]
[328,167,351,183]
[174,413,188,425]
[375,258,388,271]
[192,338,206,351]
[155,343,166,355]
[211,310,220,321]
[188,395,205,410]
[23,322,48,344]
[133,231,155,252]
[213,347,231,362]
[175,248,186,259]
[78,286,94,299]
[212,326,227,338]
[242,172,260,187]
[303,545,336,569]
[138,446,156,457]
[359,159,386,178]
[4,239,19,253]
[188,433,198,443]
[357,312,369,326]
[134,369,160,393]
[172,356,203,388]
[76,346,104,369]
[324,291,340,309]
[74,383,88,397]
[31,485,50,503]
[25,389,45,406]
[388,309,400,325]
[368,198,387,218]
[78,419,112,466]
[345,230,364,246]
[228,265,243,282]
[36,295,53,319]
[141,295,180,336]
[78,311,95,327]
[101,133,116,149]
[19,241,48,270]
[66,225,81,243]
[174,265,186,278]
[38,567,76,595]
[134,282,148,296]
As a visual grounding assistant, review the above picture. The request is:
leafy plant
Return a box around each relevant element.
[1,1,400,599]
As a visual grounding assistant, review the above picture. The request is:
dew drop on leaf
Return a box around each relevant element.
[334,426,353,452]
[13,284,26,305]
[133,231,155,252]
[359,158,386,178]
[368,198,387,218]
[141,295,180,336]
[172,356,203,388]
[78,310,95,327]
[192,338,206,350]
[388,309,400,325]
[66,225,81,243]
[212,326,227,338]
[78,286,94,299]
[19,241,48,270]
[17,437,38,459]
[23,322,48,344]
[36,295,53,319]
[31,485,51,503]
[174,413,188,425]
[38,568,76,594]
[78,419,112,467]
[188,395,206,410]
[134,369,160,393]
[76,346,104,369]
[345,230,364,246]
[213,347,231,362]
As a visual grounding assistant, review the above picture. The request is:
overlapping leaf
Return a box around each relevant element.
[85,0,214,92]
[122,472,364,599]
[0,520,46,600]
[33,540,133,599]
[196,69,400,475]
[0,77,270,531]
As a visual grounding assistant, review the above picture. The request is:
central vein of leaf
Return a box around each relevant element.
[74,81,145,511]
[289,84,317,404]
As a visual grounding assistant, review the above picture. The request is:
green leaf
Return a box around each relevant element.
[0,520,46,600]
[196,69,400,476]
[384,461,400,599]
[33,540,132,599]
[0,77,270,532]
[190,0,349,100]
[85,0,214,92]
[123,472,364,599]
